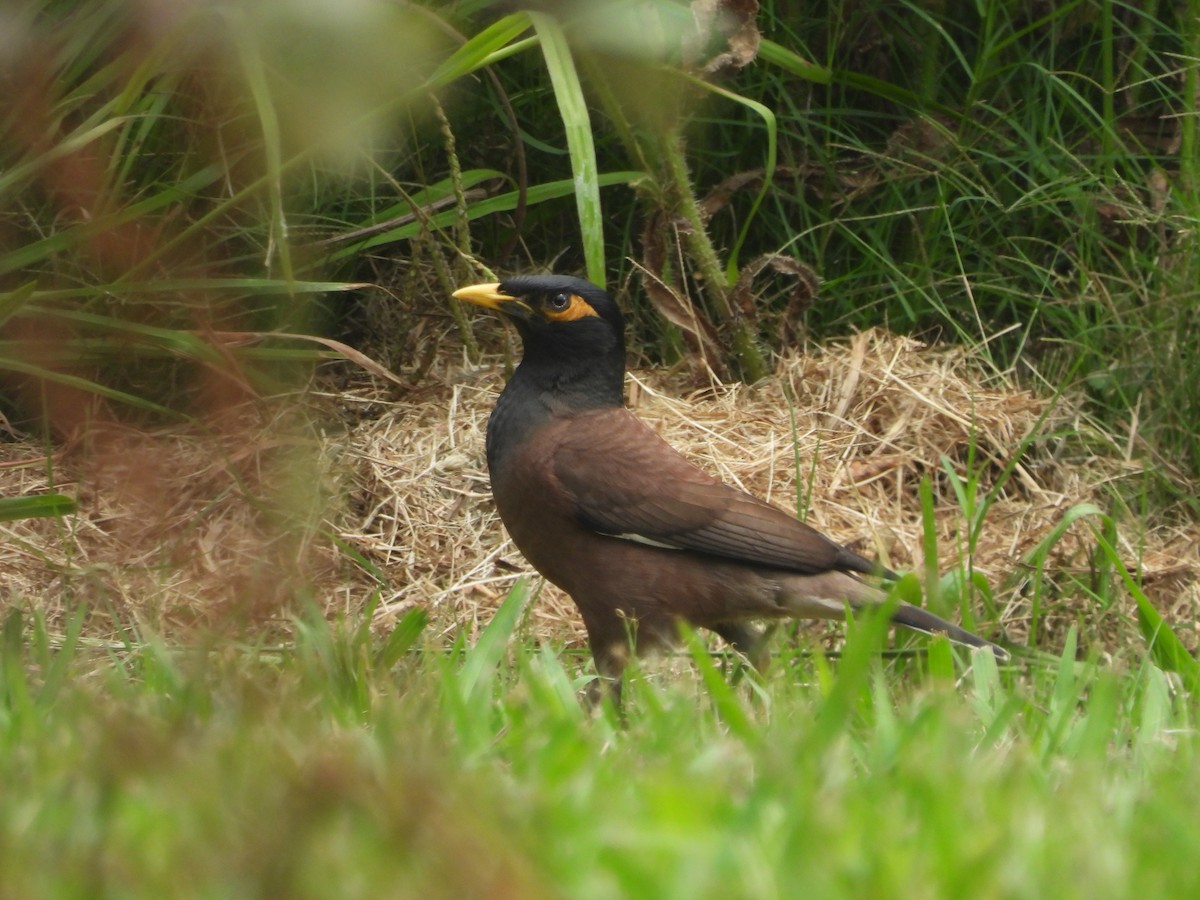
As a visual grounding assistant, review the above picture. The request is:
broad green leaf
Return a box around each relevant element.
[375,608,429,672]
[530,13,605,286]
[0,494,77,522]
[758,39,832,83]
[457,579,530,708]
[424,13,533,90]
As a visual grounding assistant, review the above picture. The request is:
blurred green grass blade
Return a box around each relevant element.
[28,279,364,302]
[12,310,222,364]
[939,453,973,521]
[835,69,956,117]
[0,116,130,196]
[1093,527,1200,697]
[14,284,365,371]
[327,172,642,260]
[1020,502,1106,643]
[0,494,77,522]
[926,635,956,683]
[1,609,31,720]
[34,605,87,710]
[0,163,225,278]
[119,158,278,282]
[2,309,224,364]
[681,624,758,745]
[970,644,1019,740]
[810,587,901,749]
[0,282,37,330]
[918,475,939,597]
[0,340,332,366]
[340,169,505,230]
[375,608,428,673]
[1068,669,1119,760]
[758,39,832,83]
[529,643,584,718]
[232,18,293,286]
[425,13,533,89]
[0,358,184,419]
[112,69,177,189]
[457,579,530,707]
[1134,663,1173,763]
[1040,628,1088,759]
[332,535,389,586]
[530,13,605,286]
[1020,505,1104,574]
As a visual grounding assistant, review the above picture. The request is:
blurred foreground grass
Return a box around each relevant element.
[2,3,1199,896]
[1,591,1198,898]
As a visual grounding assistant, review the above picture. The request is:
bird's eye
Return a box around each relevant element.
[548,292,571,311]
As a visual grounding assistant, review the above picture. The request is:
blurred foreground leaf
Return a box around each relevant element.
[0,494,76,522]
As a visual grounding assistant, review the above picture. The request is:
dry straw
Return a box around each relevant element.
[345,327,1198,657]
[3,328,1196,656]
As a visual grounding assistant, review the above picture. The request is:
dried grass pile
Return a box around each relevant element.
[0,408,349,639]
[346,327,1199,657]
[3,327,1197,657]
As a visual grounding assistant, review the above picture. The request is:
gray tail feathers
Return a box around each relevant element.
[890,602,1009,660]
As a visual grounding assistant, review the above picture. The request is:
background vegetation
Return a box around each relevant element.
[2,0,1198,895]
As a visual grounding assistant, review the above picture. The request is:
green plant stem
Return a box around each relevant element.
[433,95,480,363]
[659,129,769,382]
[660,129,728,315]
[1181,0,1200,197]
[1100,0,1117,180]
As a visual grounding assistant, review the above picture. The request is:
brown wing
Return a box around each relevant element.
[550,407,878,576]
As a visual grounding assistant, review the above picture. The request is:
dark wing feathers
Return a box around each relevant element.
[551,409,878,576]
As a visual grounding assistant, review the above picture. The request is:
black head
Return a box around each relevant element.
[452,274,624,364]
[454,273,627,421]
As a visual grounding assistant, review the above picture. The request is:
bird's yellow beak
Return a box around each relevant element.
[452,282,533,317]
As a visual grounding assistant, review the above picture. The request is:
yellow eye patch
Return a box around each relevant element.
[543,294,600,322]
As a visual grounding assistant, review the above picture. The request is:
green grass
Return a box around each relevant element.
[4,2,1200,895]
[6,0,1199,488]
[2,591,1198,899]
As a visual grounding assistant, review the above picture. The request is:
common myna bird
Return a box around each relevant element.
[454,274,1007,684]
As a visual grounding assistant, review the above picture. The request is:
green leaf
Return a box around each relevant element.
[0,282,37,331]
[757,39,832,84]
[810,586,901,750]
[0,359,184,418]
[332,169,505,236]
[530,13,606,286]
[457,579,530,708]
[926,635,956,683]
[1092,527,1200,697]
[0,163,226,278]
[1021,503,1106,643]
[27,279,364,302]
[231,13,293,286]
[681,623,758,745]
[0,494,77,522]
[424,13,534,90]
[375,608,428,672]
[325,172,642,261]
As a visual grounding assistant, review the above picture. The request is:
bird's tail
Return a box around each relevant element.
[890,602,1009,660]
[778,570,1009,659]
